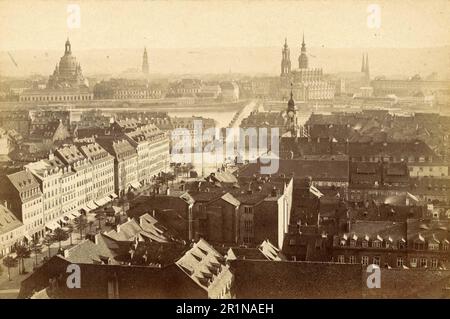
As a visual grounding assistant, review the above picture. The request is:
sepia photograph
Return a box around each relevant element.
[0,0,449,305]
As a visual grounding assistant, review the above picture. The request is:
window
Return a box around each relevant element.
[397,257,404,268]
[429,243,439,250]
[420,258,427,268]
[337,255,345,263]
[431,258,438,269]
[349,256,356,264]
[362,256,369,266]
[362,241,369,248]
[372,241,381,248]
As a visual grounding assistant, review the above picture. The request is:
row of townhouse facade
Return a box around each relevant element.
[0,125,170,251]
[331,219,450,270]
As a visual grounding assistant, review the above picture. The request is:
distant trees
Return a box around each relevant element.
[30,237,42,267]
[65,224,74,246]
[15,244,31,274]
[2,256,17,280]
[95,210,106,229]
[52,228,69,249]
[42,234,55,258]
[74,215,87,240]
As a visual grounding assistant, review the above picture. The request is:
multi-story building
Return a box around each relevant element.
[131,174,293,248]
[96,138,138,196]
[77,142,115,207]
[348,161,411,203]
[408,162,449,178]
[93,79,164,100]
[55,145,94,212]
[0,111,30,137]
[1,170,44,240]
[19,88,93,103]
[124,124,170,185]
[0,204,25,256]
[372,76,450,97]
[59,161,78,221]
[25,156,64,232]
[332,217,450,270]
[0,128,17,155]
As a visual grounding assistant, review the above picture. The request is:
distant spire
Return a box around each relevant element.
[298,33,308,68]
[361,53,365,73]
[288,82,295,109]
[365,53,370,77]
[142,47,149,75]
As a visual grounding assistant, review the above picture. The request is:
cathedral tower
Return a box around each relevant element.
[281,38,291,76]
[142,47,149,75]
[298,33,309,69]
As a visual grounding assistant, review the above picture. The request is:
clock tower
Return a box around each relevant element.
[286,84,298,137]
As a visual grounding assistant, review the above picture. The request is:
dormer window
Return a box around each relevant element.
[372,240,382,248]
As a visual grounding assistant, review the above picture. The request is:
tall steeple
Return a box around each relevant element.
[281,38,291,76]
[287,83,298,137]
[298,33,308,69]
[301,33,306,51]
[364,53,370,80]
[142,47,149,75]
[361,53,366,73]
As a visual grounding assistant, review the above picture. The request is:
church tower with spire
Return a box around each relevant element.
[286,83,298,137]
[361,52,370,83]
[361,53,366,73]
[281,38,291,76]
[364,53,370,80]
[142,47,149,75]
[298,33,309,69]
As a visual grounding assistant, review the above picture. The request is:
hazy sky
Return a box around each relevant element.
[1,0,449,51]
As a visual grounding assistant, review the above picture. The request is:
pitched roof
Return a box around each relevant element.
[230,259,363,298]
[175,239,227,291]
[7,170,40,193]
[63,239,118,264]
[0,204,23,235]
[220,193,240,207]
[239,159,349,182]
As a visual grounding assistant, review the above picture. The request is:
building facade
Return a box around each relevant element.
[2,170,44,240]
[77,142,115,203]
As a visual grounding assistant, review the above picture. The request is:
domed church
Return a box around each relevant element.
[47,38,88,89]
